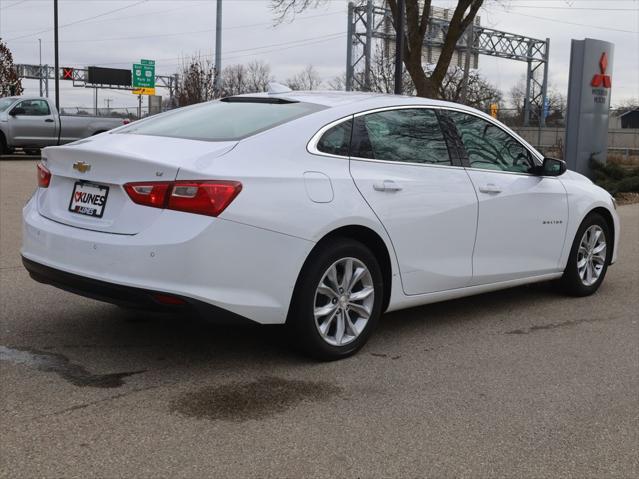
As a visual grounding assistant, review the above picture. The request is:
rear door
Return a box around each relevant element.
[349,107,478,295]
[9,99,56,147]
[443,109,568,284]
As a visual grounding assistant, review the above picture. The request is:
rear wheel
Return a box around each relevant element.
[25,148,41,157]
[0,134,7,155]
[287,239,383,360]
[560,213,611,296]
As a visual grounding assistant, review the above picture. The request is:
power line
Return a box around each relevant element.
[505,6,639,10]
[6,0,150,41]
[63,31,346,71]
[8,9,346,44]
[2,4,187,35]
[504,10,638,34]
[0,0,29,10]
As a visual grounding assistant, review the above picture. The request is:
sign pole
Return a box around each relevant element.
[53,0,60,110]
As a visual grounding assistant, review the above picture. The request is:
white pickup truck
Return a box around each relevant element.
[0,96,129,155]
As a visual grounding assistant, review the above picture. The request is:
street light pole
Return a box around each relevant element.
[394,0,405,95]
[38,38,43,97]
[53,0,60,110]
[215,0,222,97]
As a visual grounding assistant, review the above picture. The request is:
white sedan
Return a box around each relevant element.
[22,89,620,360]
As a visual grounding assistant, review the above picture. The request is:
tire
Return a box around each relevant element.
[25,148,41,157]
[287,238,384,361]
[560,213,612,296]
[0,134,7,155]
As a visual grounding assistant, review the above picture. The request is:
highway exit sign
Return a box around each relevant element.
[132,59,155,94]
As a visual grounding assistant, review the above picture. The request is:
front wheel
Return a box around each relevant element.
[287,239,384,360]
[560,213,612,296]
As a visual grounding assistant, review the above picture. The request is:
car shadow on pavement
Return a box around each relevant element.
[25,281,563,371]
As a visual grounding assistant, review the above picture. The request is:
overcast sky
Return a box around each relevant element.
[1,0,637,110]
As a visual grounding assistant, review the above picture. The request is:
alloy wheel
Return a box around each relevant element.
[313,257,375,347]
[577,225,607,287]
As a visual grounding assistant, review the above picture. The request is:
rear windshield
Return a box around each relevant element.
[116,99,326,142]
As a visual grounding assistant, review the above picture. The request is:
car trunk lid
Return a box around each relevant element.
[37,133,237,234]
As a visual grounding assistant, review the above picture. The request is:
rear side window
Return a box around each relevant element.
[316,118,352,157]
[117,99,326,142]
[351,108,451,165]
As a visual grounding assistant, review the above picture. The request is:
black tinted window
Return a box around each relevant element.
[352,108,451,165]
[17,99,50,116]
[447,111,535,173]
[316,118,352,156]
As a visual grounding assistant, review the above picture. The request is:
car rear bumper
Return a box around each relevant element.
[22,196,314,324]
[22,256,253,323]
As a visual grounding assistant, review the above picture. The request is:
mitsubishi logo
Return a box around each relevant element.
[591,52,611,88]
[72,161,91,173]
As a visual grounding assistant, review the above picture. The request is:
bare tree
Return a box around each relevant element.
[508,76,565,127]
[271,0,484,98]
[175,54,215,106]
[438,66,501,109]
[286,65,322,90]
[327,74,347,91]
[246,60,274,93]
[222,64,248,96]
[0,39,23,96]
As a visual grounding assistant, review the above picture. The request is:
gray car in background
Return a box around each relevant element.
[0,96,129,155]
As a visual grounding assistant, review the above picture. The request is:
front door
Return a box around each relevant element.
[9,99,56,147]
[444,110,568,284]
[349,107,478,295]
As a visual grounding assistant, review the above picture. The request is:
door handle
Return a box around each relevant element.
[44,119,54,123]
[373,180,403,192]
[478,183,502,194]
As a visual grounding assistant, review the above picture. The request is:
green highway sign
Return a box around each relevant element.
[132,59,155,89]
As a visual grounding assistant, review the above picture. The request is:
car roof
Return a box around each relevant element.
[230,90,472,111]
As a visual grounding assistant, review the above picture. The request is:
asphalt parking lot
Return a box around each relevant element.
[1,158,637,478]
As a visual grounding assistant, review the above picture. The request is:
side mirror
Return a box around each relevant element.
[10,107,26,116]
[537,157,566,176]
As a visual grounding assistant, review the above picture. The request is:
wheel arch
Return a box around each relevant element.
[297,225,393,313]
[0,130,7,153]
[588,206,616,262]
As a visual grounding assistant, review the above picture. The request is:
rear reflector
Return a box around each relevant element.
[123,180,242,217]
[37,162,51,188]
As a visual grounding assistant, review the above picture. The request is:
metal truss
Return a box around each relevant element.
[15,64,179,104]
[346,1,550,126]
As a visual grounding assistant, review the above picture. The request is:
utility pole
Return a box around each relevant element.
[460,23,474,104]
[215,0,222,96]
[394,0,405,95]
[53,0,60,111]
[38,38,43,97]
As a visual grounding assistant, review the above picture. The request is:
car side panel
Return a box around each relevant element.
[558,171,620,267]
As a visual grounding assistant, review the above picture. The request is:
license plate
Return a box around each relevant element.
[68,181,109,218]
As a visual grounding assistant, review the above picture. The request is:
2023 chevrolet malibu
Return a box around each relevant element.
[22,90,620,360]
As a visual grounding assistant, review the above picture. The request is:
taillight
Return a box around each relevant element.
[168,181,242,217]
[37,163,51,188]
[124,182,171,208]
[123,180,242,217]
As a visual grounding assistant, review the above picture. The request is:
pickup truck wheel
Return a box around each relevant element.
[0,134,7,155]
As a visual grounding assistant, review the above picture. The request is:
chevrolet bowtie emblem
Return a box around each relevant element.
[72,161,91,173]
